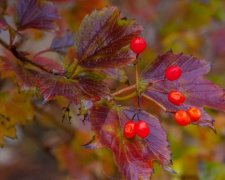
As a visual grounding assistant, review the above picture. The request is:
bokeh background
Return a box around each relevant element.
[0,0,225,179]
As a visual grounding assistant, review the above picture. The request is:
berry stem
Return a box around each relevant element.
[135,54,140,91]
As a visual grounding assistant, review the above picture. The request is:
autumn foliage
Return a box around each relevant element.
[0,0,225,179]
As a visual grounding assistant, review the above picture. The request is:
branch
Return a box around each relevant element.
[111,84,136,96]
[0,38,66,75]
[142,94,176,113]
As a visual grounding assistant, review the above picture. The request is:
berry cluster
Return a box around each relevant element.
[130,37,201,129]
[123,120,150,139]
[165,66,202,126]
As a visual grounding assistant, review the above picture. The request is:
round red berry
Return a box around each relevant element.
[123,121,136,139]
[135,120,150,138]
[165,65,182,81]
[168,91,185,106]
[174,110,191,126]
[187,107,201,122]
[130,37,147,54]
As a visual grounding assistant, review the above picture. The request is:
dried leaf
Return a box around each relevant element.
[142,51,225,131]
[15,0,60,31]
[75,6,143,69]
[35,73,109,103]
[0,90,34,147]
[85,100,174,179]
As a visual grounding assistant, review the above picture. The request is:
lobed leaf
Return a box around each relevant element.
[34,73,110,103]
[142,51,225,131]
[0,90,34,147]
[15,0,60,31]
[85,100,174,179]
[1,57,36,91]
[74,6,143,69]
[50,30,74,55]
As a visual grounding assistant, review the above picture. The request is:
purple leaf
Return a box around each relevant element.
[50,30,74,55]
[15,0,60,31]
[86,100,174,179]
[34,73,109,103]
[75,6,143,69]
[142,51,225,131]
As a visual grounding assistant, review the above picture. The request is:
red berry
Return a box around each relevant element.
[187,107,201,122]
[92,96,101,103]
[174,110,191,126]
[123,121,136,139]
[168,91,185,105]
[165,65,182,81]
[130,37,147,54]
[135,120,150,138]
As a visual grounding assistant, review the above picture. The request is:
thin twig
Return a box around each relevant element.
[111,84,136,96]
[0,38,66,75]
[135,54,140,91]
[142,94,176,114]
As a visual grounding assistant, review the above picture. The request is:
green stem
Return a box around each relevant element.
[113,91,137,101]
[135,54,139,91]
[113,86,148,101]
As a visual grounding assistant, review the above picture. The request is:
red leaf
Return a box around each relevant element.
[85,100,174,179]
[35,73,109,103]
[1,57,36,90]
[15,0,60,31]
[50,30,74,55]
[75,6,143,69]
[33,56,63,70]
[142,51,225,131]
[0,15,9,30]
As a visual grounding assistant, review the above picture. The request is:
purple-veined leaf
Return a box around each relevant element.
[142,51,225,132]
[34,73,110,103]
[100,68,128,83]
[84,100,174,179]
[15,0,60,31]
[74,6,143,69]
[49,30,74,55]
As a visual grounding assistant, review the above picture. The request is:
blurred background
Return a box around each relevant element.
[0,0,225,179]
